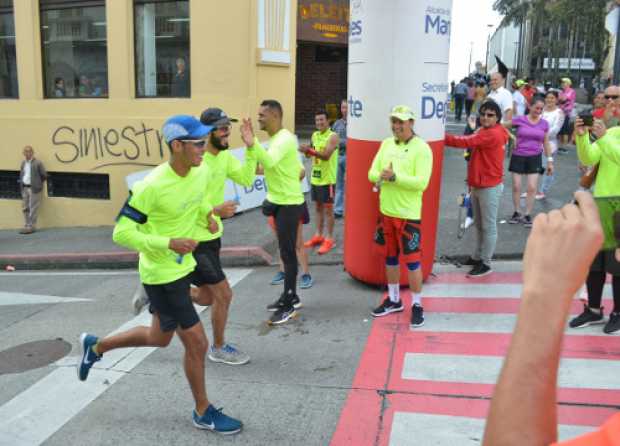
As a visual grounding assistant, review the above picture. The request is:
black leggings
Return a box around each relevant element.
[587,271,620,313]
[274,204,303,304]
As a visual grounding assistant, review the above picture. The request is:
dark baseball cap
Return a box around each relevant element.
[200,107,239,127]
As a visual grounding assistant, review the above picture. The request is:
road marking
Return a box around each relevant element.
[0,292,91,306]
[402,353,620,390]
[0,270,138,277]
[388,413,592,446]
[0,268,252,446]
[423,283,612,298]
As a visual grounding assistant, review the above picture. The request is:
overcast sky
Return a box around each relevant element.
[448,0,504,82]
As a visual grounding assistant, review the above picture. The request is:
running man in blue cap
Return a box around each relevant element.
[77,115,243,435]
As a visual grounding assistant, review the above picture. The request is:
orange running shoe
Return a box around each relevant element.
[317,238,335,255]
[303,234,324,248]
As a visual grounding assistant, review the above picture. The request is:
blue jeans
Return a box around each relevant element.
[334,154,346,215]
[539,153,554,194]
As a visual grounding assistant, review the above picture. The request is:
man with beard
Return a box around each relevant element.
[186,107,258,365]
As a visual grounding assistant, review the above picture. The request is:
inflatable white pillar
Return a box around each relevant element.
[344,0,453,284]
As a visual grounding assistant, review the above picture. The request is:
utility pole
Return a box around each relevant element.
[484,24,494,74]
[615,9,620,83]
[468,41,473,75]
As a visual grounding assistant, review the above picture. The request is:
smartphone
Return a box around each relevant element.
[580,111,594,127]
[594,196,620,251]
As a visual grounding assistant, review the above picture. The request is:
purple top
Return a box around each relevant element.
[559,87,576,114]
[513,115,548,156]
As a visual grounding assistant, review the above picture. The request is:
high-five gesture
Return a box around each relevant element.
[240,118,255,147]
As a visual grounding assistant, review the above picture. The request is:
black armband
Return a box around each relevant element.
[116,194,147,224]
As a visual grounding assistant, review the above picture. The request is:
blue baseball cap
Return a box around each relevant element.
[162,115,213,143]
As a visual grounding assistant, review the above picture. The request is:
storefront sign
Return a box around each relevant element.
[298,0,349,44]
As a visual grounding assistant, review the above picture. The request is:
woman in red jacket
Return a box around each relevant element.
[444,100,509,277]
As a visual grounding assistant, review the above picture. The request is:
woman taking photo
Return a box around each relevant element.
[505,96,554,227]
[537,90,564,199]
[444,100,509,277]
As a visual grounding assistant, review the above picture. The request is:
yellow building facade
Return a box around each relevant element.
[0,0,297,229]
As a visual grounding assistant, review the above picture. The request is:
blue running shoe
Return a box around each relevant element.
[77,333,101,381]
[299,273,313,289]
[192,405,242,435]
[270,271,285,285]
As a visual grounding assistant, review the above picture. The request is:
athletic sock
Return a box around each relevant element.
[388,284,400,303]
[412,292,422,307]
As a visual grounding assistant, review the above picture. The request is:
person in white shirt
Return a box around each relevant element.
[538,90,564,199]
[19,146,47,234]
[488,72,513,123]
[512,80,527,117]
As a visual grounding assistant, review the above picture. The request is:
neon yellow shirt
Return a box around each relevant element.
[310,129,338,185]
[113,162,213,285]
[368,136,433,220]
[249,129,304,205]
[194,149,257,241]
[576,129,620,197]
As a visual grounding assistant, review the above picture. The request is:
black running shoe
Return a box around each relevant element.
[569,305,604,328]
[462,257,481,266]
[467,263,492,277]
[508,212,522,224]
[268,305,297,325]
[266,294,301,312]
[603,312,620,334]
[410,304,425,328]
[522,215,533,228]
[371,297,404,317]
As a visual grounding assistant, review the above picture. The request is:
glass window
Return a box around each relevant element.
[134,0,190,98]
[0,0,18,98]
[40,0,108,98]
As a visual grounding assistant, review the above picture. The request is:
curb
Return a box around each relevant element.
[0,246,273,271]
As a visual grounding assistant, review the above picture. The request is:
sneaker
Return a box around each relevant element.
[604,312,620,334]
[463,216,474,229]
[520,192,527,199]
[569,305,605,328]
[535,192,546,200]
[508,212,522,224]
[192,405,242,435]
[208,343,250,365]
[77,333,101,381]
[131,285,149,315]
[303,234,325,248]
[266,293,302,312]
[558,147,569,154]
[462,257,481,266]
[270,271,285,285]
[268,305,298,325]
[371,297,404,317]
[467,263,492,277]
[317,238,335,255]
[334,213,343,219]
[299,273,314,289]
[522,215,533,228]
[411,304,425,327]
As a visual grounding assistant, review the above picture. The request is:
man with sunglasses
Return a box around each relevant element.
[592,85,620,128]
[445,100,509,276]
[77,115,243,435]
[187,107,258,365]
[368,105,433,327]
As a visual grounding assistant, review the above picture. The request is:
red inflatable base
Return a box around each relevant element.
[343,137,445,285]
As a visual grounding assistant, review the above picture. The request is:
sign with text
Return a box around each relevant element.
[298,0,349,44]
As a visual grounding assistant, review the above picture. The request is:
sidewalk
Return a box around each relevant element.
[0,118,581,271]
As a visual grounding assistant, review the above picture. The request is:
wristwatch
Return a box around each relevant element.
[547,157,554,162]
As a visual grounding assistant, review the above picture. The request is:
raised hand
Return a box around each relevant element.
[240,118,255,147]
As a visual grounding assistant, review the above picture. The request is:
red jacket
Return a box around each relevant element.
[444,124,509,188]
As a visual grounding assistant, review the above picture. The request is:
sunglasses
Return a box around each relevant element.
[605,95,619,100]
[180,139,207,148]
[481,112,497,118]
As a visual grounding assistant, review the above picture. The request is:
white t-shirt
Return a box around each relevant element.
[23,160,32,186]
[542,108,565,153]
[488,86,514,115]
[512,91,527,117]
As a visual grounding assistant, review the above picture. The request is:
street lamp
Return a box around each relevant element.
[484,24,494,74]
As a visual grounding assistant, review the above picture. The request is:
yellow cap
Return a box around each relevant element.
[561,77,572,86]
[390,105,416,121]
[515,79,526,88]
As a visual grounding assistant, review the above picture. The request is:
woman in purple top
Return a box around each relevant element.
[504,96,554,227]
[558,77,576,150]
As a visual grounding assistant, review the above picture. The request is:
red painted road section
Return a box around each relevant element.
[330,272,620,446]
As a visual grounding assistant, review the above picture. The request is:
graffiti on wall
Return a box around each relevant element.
[51,122,167,170]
